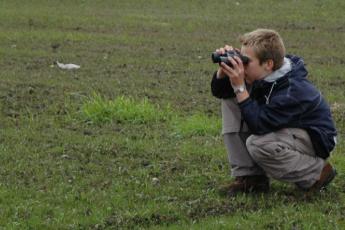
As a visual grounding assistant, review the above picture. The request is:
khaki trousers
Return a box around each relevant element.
[222,98,325,188]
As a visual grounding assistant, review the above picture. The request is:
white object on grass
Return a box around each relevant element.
[152,177,160,185]
[56,61,80,70]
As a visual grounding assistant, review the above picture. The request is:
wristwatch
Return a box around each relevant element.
[233,84,246,94]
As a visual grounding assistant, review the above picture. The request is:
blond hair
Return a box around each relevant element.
[239,29,285,70]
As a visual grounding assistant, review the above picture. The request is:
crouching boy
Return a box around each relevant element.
[211,29,337,196]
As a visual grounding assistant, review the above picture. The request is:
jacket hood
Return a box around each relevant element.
[264,57,291,82]
[251,55,307,88]
[286,54,308,80]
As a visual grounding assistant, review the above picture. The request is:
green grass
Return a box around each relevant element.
[172,113,221,137]
[0,0,345,229]
[81,93,170,124]
[81,93,221,137]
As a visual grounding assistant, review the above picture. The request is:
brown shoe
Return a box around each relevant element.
[219,175,270,196]
[307,163,337,193]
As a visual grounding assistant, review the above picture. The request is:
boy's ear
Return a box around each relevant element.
[265,59,274,71]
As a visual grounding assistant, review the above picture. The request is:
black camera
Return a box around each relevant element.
[211,50,249,68]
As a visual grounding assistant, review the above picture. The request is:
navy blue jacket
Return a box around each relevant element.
[211,55,337,159]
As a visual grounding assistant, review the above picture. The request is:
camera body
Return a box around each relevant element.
[211,50,249,68]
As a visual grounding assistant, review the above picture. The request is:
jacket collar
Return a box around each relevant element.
[263,57,292,82]
[250,55,306,100]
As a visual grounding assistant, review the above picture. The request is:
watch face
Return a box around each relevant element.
[234,85,245,94]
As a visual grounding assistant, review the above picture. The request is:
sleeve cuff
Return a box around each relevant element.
[238,97,252,107]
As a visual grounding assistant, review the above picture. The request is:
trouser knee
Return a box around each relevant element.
[246,134,258,159]
[246,134,273,161]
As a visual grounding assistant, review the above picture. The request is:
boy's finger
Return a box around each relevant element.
[224,45,233,51]
[228,57,238,69]
[234,56,243,67]
[220,62,235,75]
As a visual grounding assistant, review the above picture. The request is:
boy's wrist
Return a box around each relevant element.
[233,84,246,94]
[236,89,249,103]
[216,69,226,79]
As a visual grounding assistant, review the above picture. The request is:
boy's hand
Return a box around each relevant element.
[220,56,249,102]
[215,45,234,79]
[220,55,245,87]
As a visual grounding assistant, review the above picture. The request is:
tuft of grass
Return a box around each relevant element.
[81,93,170,124]
[172,113,221,137]
[82,94,221,138]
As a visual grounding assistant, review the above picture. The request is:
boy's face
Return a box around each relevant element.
[241,46,273,84]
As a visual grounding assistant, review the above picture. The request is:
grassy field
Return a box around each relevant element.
[0,0,344,229]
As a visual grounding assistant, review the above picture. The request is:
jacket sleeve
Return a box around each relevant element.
[238,95,304,134]
[210,71,235,99]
